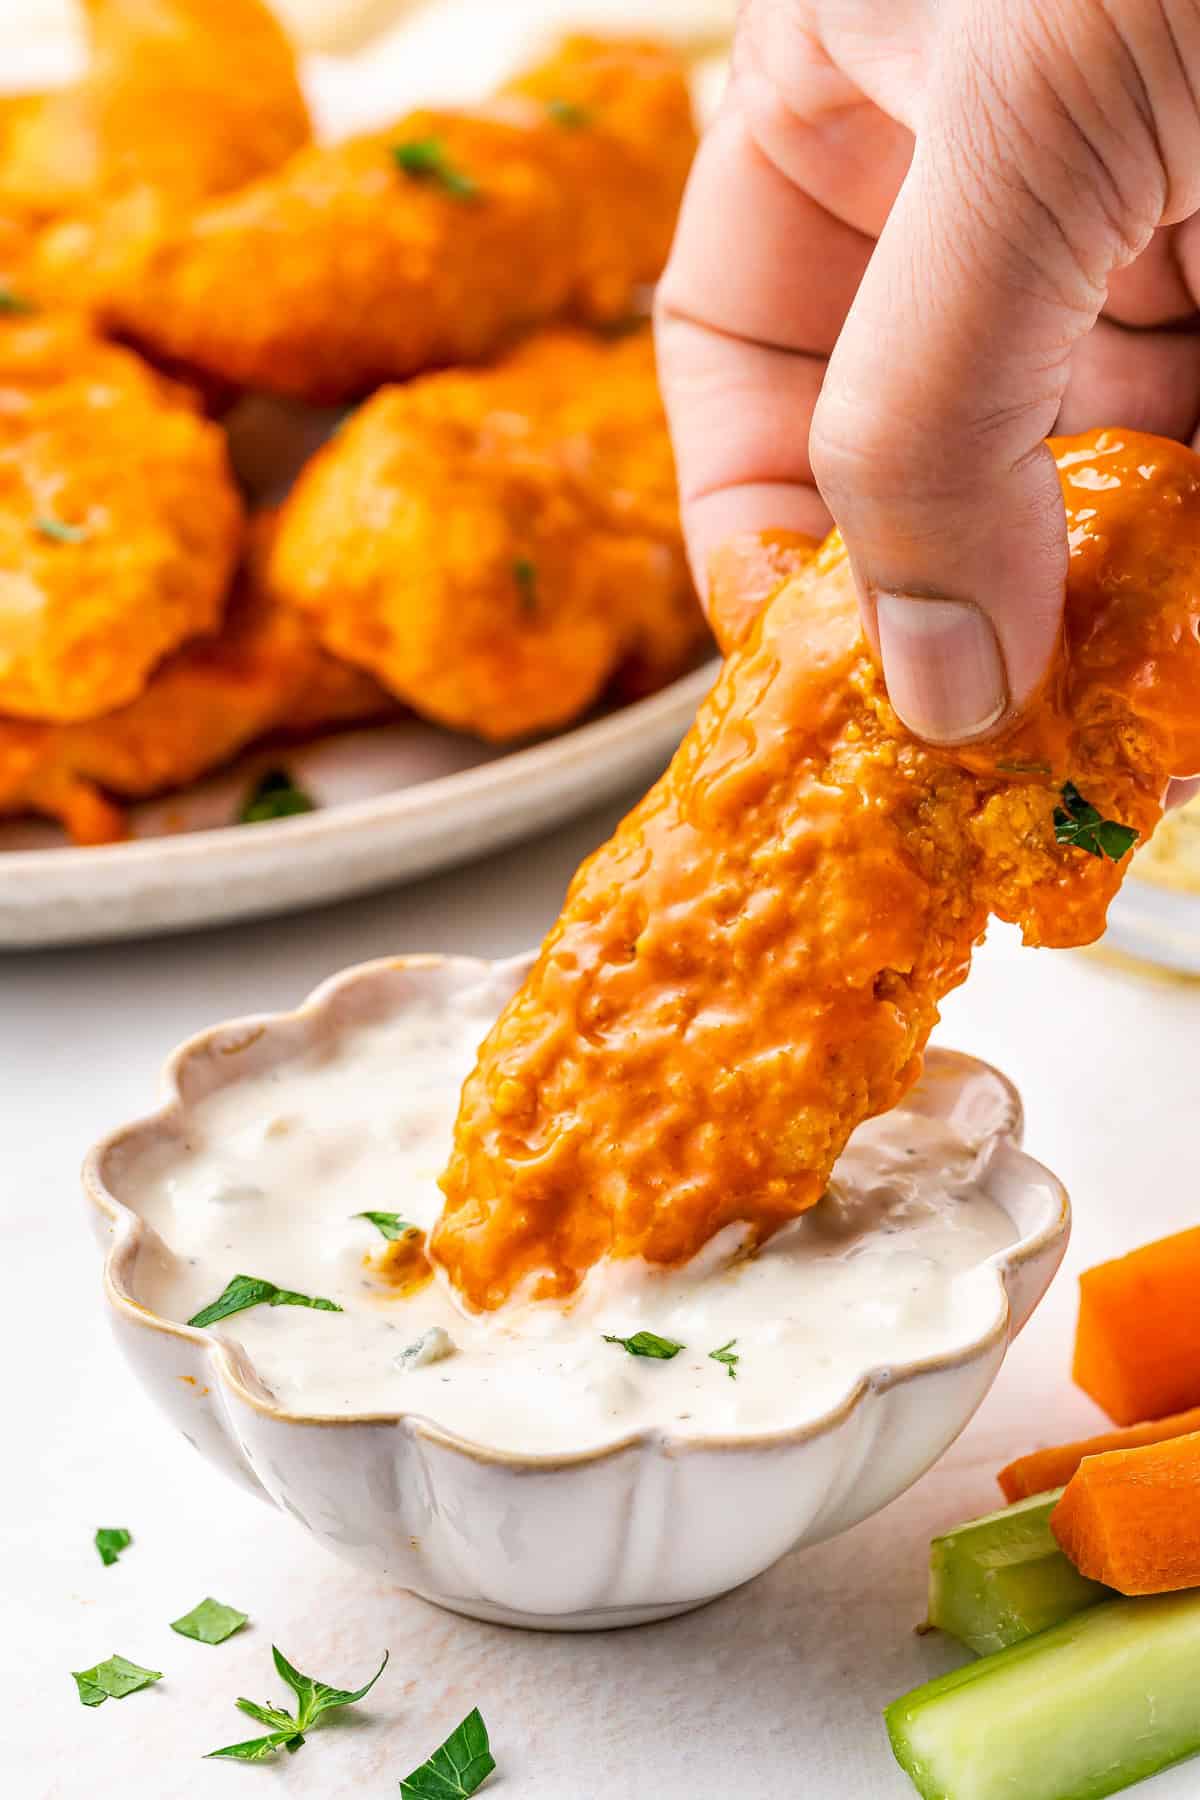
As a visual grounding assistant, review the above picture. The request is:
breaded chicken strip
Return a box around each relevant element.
[434,430,1200,1310]
[0,526,392,845]
[269,327,703,741]
[7,0,309,321]
[0,315,242,722]
[0,217,37,309]
[103,37,696,402]
[1,0,309,220]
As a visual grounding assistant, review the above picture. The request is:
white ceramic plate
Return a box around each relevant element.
[0,9,729,950]
[1105,876,1200,976]
[0,663,714,949]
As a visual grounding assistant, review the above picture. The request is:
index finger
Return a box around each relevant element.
[655,100,874,601]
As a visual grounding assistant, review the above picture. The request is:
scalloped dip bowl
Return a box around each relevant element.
[84,953,1069,1631]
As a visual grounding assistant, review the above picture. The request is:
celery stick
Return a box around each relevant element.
[927,1489,1111,1654]
[888,1590,1200,1800]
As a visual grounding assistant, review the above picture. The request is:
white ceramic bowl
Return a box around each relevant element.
[84,954,1070,1632]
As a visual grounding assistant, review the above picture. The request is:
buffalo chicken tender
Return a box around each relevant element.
[10,0,309,320]
[104,37,696,402]
[0,315,242,722]
[0,539,392,846]
[269,328,703,741]
[1,0,309,221]
[434,430,1200,1310]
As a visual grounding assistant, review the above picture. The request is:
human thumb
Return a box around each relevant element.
[809,11,1188,743]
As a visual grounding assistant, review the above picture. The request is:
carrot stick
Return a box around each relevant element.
[998,1406,1200,1502]
[1073,1226,1200,1425]
[1051,1433,1200,1594]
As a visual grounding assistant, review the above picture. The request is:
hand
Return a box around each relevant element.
[657,0,1200,752]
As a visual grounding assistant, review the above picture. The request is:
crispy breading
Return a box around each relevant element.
[433,430,1200,1310]
[102,37,696,402]
[0,528,392,846]
[268,327,704,741]
[0,216,38,308]
[6,0,309,321]
[1,0,309,220]
[0,314,243,723]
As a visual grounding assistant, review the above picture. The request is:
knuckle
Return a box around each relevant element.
[808,391,913,514]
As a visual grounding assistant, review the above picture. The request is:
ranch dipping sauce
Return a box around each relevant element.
[127,972,1020,1455]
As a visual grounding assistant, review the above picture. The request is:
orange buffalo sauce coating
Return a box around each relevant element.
[364,1227,433,1299]
[433,430,1200,1310]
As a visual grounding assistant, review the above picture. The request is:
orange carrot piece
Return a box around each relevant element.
[998,1406,1200,1502]
[1073,1226,1200,1425]
[1051,1433,1200,1594]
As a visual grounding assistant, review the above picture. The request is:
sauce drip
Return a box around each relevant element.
[435,430,1200,1309]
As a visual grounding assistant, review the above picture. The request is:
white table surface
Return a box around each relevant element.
[4,794,1200,1800]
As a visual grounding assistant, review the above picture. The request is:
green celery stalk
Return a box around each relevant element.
[888,1590,1200,1800]
[927,1488,1111,1654]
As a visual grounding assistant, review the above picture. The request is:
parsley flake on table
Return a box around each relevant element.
[400,1707,496,1798]
[73,1654,161,1708]
[392,136,479,199]
[94,1527,131,1567]
[170,1597,248,1645]
[238,766,315,824]
[35,516,89,544]
[546,97,592,128]
[354,1211,420,1242]
[206,1730,303,1761]
[709,1339,739,1380]
[603,1330,685,1360]
[1053,781,1139,862]
[206,1645,388,1762]
[187,1274,342,1329]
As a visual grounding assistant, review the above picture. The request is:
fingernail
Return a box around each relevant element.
[875,593,1008,744]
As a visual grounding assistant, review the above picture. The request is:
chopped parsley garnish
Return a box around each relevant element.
[513,556,538,615]
[603,1330,685,1360]
[187,1274,342,1330]
[546,98,592,129]
[238,766,315,824]
[1053,781,1138,862]
[392,136,479,199]
[709,1339,739,1380]
[207,1645,388,1761]
[400,1707,496,1798]
[354,1211,420,1242]
[35,516,88,544]
[206,1730,303,1761]
[0,285,35,314]
[171,1597,248,1645]
[73,1654,161,1708]
[94,1527,131,1567]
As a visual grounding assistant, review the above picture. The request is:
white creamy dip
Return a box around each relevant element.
[127,979,1019,1455]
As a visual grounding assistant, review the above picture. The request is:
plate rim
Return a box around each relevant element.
[0,659,718,879]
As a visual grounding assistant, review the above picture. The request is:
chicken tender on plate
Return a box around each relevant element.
[0,523,392,846]
[104,37,696,402]
[268,326,704,741]
[0,314,242,723]
[6,0,309,319]
[434,430,1200,1310]
[1,0,309,221]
